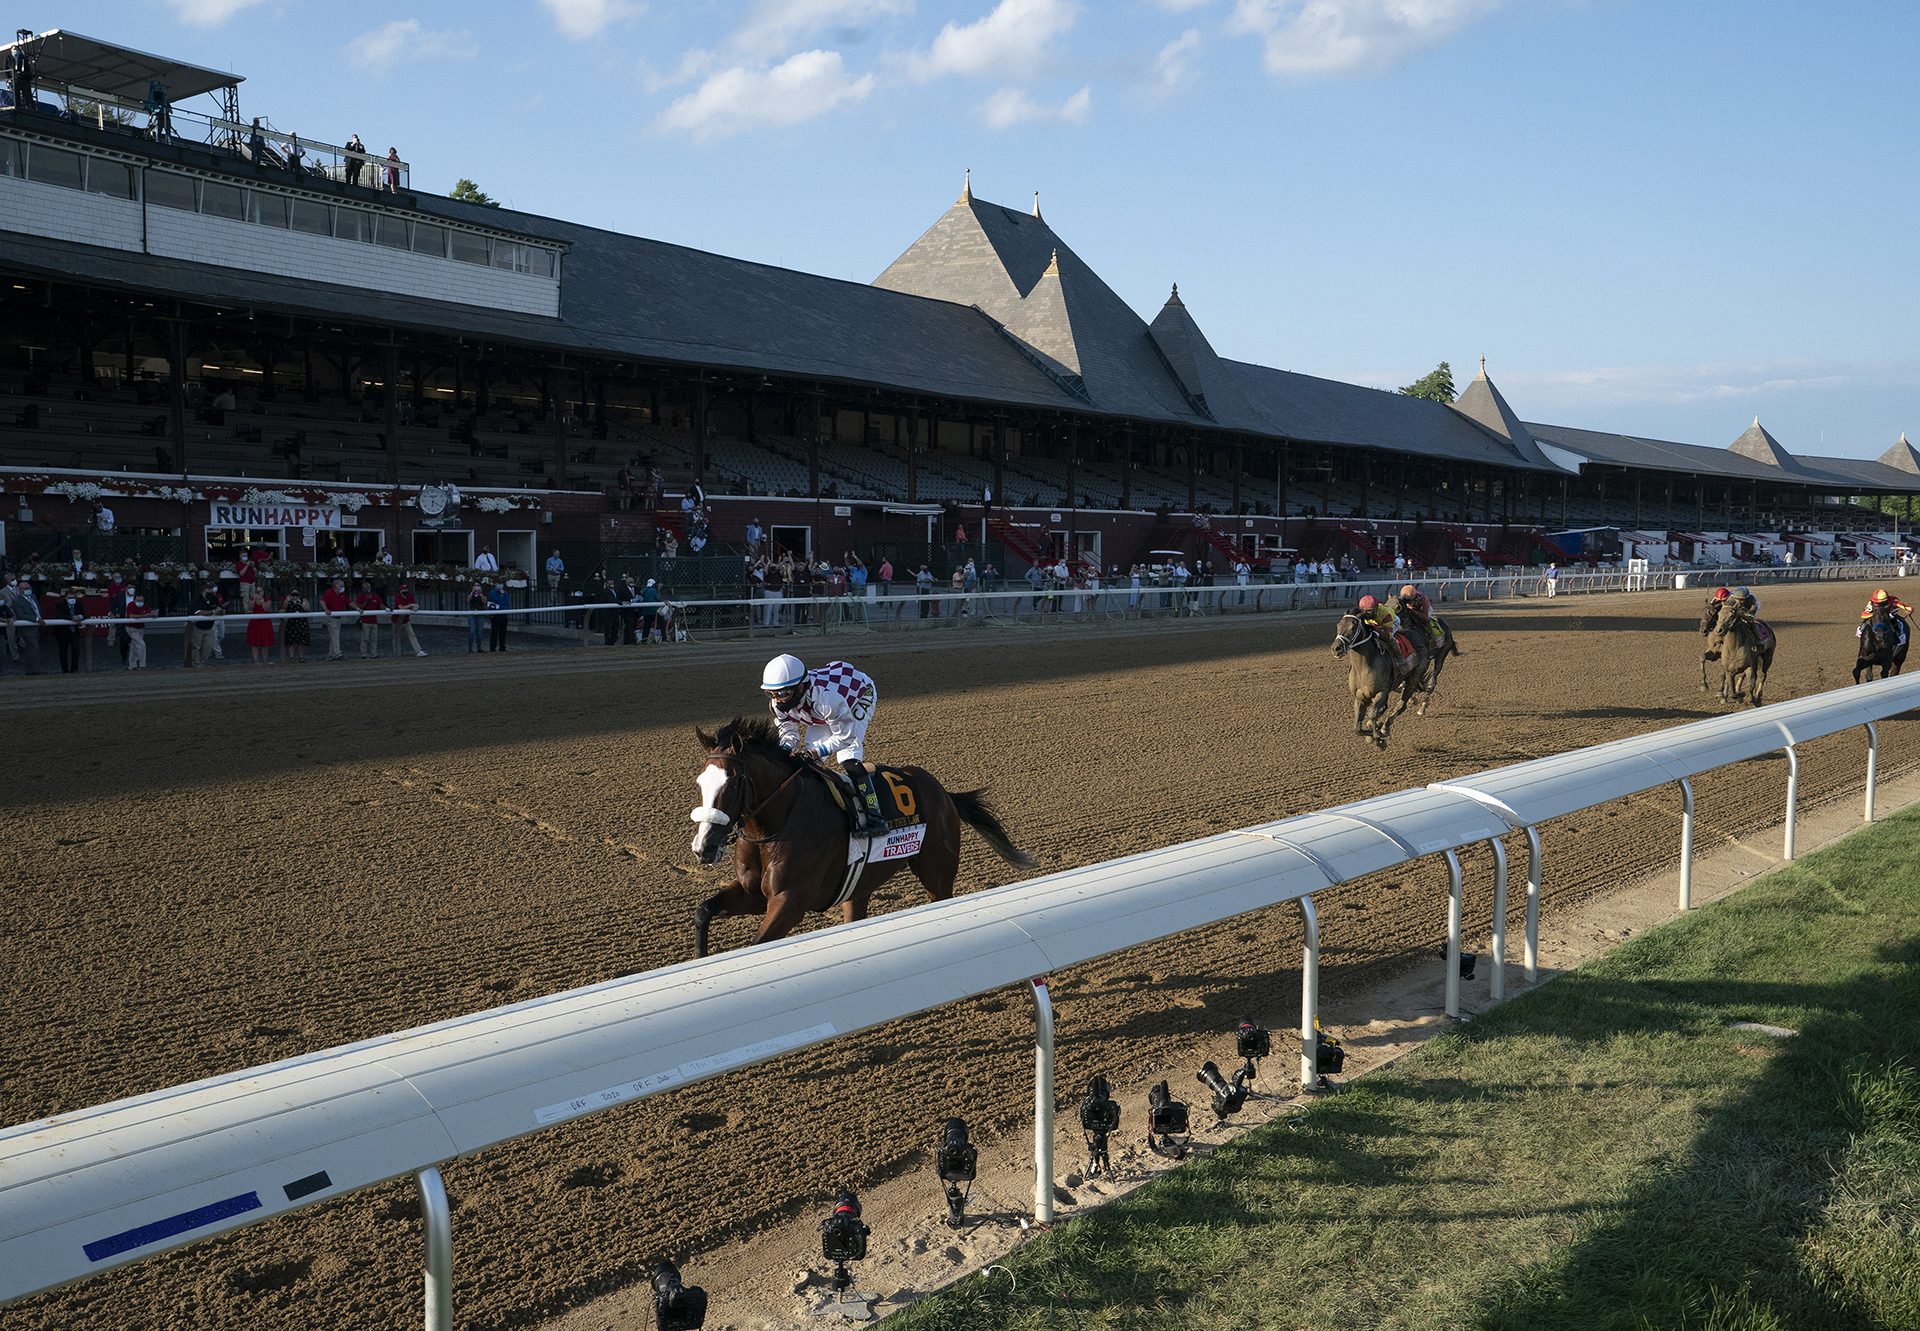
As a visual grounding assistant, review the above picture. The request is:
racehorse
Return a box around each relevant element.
[1332,611,1428,748]
[1705,602,1774,706]
[688,717,1033,957]
[1409,615,1464,714]
[1853,604,1909,682]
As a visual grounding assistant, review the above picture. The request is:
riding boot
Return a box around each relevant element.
[841,760,889,837]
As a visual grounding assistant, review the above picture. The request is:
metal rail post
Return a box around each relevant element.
[1029,978,1055,1224]
[1865,722,1880,822]
[1297,895,1320,1091]
[1487,837,1509,1002]
[1523,826,1542,983]
[1677,778,1695,909]
[416,1167,451,1331]
[1782,744,1799,861]
[1444,850,1464,1018]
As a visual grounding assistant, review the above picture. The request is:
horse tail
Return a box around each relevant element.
[949,788,1036,867]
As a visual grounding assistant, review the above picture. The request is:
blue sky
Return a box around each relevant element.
[43,1,1920,459]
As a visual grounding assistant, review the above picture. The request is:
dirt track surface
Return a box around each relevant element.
[2,582,1911,1331]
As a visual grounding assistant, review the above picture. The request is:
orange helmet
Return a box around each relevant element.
[1400,584,1418,599]
[1713,588,1731,601]
[1872,588,1890,604]
[1357,595,1377,611]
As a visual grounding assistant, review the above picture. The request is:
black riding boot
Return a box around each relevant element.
[841,760,888,837]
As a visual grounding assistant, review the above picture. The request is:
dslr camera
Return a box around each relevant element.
[1195,1059,1250,1121]
[1079,1075,1121,1174]
[1146,1080,1190,1159]
[649,1260,707,1331]
[935,1118,977,1228]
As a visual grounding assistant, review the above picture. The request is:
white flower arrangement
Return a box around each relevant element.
[476,496,517,513]
[46,481,105,502]
[336,492,372,513]
[239,487,301,505]
[153,485,196,503]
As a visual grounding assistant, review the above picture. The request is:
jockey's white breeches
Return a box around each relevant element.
[804,713,870,764]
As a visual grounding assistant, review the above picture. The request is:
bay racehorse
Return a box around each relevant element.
[1407,615,1463,714]
[1333,612,1427,748]
[1853,604,1909,682]
[1705,603,1774,706]
[688,717,1033,957]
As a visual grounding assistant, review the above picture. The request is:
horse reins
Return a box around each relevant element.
[711,758,810,847]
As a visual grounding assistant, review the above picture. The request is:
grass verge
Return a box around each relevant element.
[891,807,1920,1330]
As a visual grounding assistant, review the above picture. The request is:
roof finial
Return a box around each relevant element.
[1752,414,1761,427]
[1479,353,1486,376]
[1169,282,1181,303]
[1903,431,1912,446]
[1045,247,1060,275]
[1032,190,1042,220]
[960,166,971,203]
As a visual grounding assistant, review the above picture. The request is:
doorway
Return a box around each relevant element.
[770,524,811,562]
[497,530,536,580]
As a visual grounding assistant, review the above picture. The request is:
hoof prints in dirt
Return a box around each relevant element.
[562,1161,625,1190]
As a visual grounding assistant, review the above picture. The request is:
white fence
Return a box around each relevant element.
[3,675,1918,1330]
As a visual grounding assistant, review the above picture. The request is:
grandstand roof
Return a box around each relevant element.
[1449,362,1561,470]
[6,29,241,102]
[1878,432,1920,475]
[1147,284,1265,425]
[1727,416,1803,473]
[1528,419,1918,492]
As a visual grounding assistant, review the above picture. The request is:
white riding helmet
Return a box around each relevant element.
[761,653,807,692]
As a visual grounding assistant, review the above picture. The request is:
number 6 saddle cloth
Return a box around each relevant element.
[819,763,927,903]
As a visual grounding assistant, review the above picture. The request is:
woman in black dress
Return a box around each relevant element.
[281,589,311,663]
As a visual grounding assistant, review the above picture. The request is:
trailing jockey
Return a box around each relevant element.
[1394,583,1442,648]
[1859,587,1914,648]
[760,653,889,837]
[1356,595,1420,672]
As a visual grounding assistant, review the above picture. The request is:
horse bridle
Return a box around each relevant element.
[693,755,808,848]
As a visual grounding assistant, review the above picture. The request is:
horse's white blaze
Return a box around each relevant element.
[691,763,729,855]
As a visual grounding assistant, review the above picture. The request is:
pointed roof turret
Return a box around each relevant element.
[1449,358,1555,468]
[1877,431,1920,475]
[1727,415,1801,472]
[1166,282,1183,306]
[1031,190,1042,220]
[1147,283,1262,424]
[960,167,971,203]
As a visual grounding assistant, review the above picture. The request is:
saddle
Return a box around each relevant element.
[1392,632,1418,662]
[814,761,923,834]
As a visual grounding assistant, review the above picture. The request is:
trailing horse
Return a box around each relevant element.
[1409,615,1463,714]
[1332,612,1428,748]
[1706,603,1774,706]
[1853,605,1909,683]
[687,717,1033,957]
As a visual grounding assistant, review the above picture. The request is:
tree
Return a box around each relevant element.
[66,96,135,129]
[449,178,500,208]
[1399,361,1456,404]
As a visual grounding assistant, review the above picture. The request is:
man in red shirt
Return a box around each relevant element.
[392,582,425,657]
[319,577,350,660]
[355,580,385,659]
[123,590,154,669]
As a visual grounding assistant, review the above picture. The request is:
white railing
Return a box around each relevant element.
[4,674,1918,1328]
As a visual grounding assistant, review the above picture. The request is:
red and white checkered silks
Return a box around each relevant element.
[771,660,876,761]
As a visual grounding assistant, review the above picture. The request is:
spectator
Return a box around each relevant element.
[545,549,565,595]
[661,529,679,560]
[124,589,153,669]
[1234,558,1252,605]
[285,131,304,178]
[6,575,42,674]
[642,466,662,510]
[344,132,365,187]
[320,576,350,659]
[637,577,662,643]
[467,582,487,653]
[916,562,936,618]
[487,580,510,651]
[234,548,257,608]
[745,518,764,554]
[355,580,384,658]
[475,546,499,574]
[50,585,84,674]
[955,522,968,546]
[209,582,229,662]
[762,557,785,627]
[246,588,275,664]
[615,463,635,510]
[1545,562,1560,598]
[0,578,12,675]
[617,573,639,644]
[378,547,395,566]
[384,146,400,192]
[281,587,311,663]
[247,116,266,163]
[392,583,426,657]
[1026,562,1045,610]
[186,586,221,667]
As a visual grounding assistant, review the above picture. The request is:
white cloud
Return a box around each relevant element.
[1156,0,1215,9]
[1502,359,1920,408]
[657,49,877,141]
[730,0,913,61]
[981,83,1091,128]
[346,20,480,72]
[1149,28,1202,100]
[1228,0,1503,78]
[167,0,265,25]
[911,0,1078,81]
[540,0,641,41]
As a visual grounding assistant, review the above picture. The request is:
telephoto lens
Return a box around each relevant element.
[1079,1075,1121,1174]
[1195,1059,1248,1120]
[935,1117,977,1183]
[649,1260,708,1331]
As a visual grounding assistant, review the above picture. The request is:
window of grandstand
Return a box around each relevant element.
[86,159,135,200]
[411,529,474,565]
[146,169,195,211]
[449,228,490,265]
[200,179,244,220]
[27,143,84,190]
[333,206,371,242]
[289,197,330,236]
[491,240,519,271]
[411,220,447,257]
[373,213,410,250]
[248,190,289,228]
[0,139,18,176]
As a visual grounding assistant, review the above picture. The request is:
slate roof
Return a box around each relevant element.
[1146,285,1265,425]
[1449,364,1558,468]
[1528,420,1919,493]
[1878,433,1920,475]
[1727,416,1804,473]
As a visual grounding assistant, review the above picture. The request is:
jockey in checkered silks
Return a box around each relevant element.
[761,653,888,836]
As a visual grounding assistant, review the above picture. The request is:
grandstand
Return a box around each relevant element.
[2,27,1915,585]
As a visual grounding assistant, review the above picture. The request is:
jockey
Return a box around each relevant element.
[1395,583,1440,644]
[1356,595,1413,663]
[1703,586,1732,637]
[1733,585,1759,617]
[1859,588,1915,641]
[760,653,888,836]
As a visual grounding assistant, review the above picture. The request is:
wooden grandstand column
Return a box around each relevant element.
[1277,441,1289,515]
[1065,422,1077,510]
[993,417,1007,511]
[1635,475,1643,527]
[1358,457,1370,519]
[165,319,189,475]
[1231,440,1242,513]
[907,406,921,503]
[382,344,400,487]
[1186,433,1198,512]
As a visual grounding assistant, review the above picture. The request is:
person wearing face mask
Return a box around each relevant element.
[4,575,43,674]
[124,589,153,669]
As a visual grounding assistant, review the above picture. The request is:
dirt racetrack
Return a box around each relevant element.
[2,581,1913,1331]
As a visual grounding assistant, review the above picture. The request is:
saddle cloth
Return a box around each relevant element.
[1392,632,1417,662]
[818,761,923,829]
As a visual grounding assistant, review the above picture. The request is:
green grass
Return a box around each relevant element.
[893,808,1920,1331]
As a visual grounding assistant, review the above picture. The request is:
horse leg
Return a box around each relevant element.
[1352,691,1369,735]
[748,889,811,948]
[694,884,761,958]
